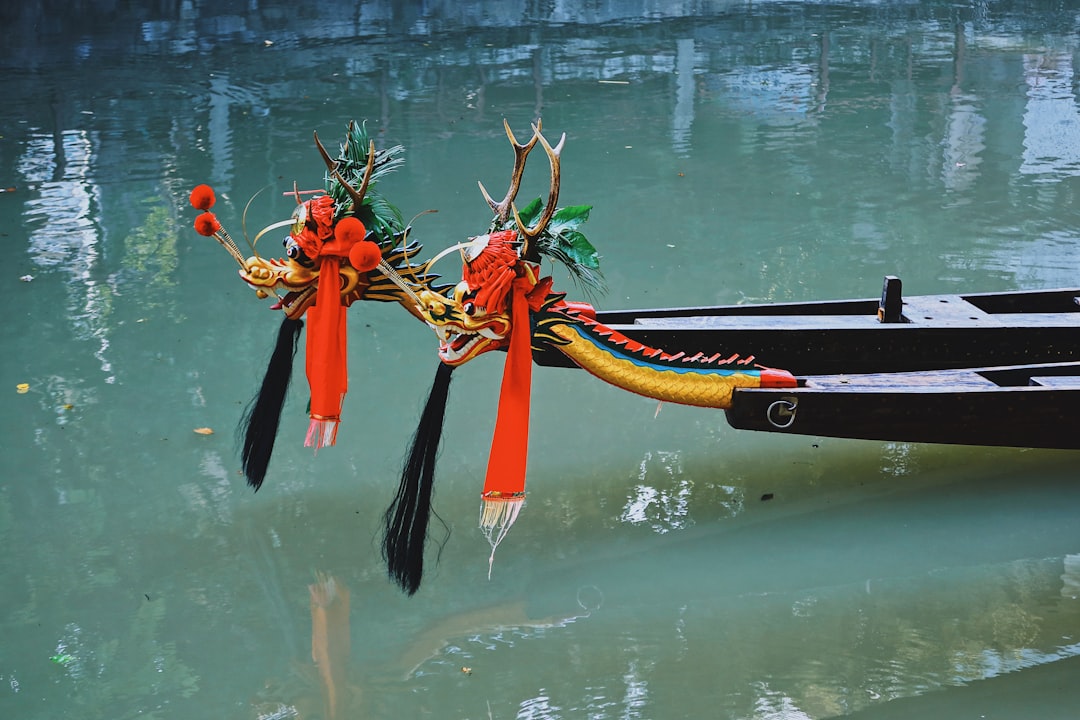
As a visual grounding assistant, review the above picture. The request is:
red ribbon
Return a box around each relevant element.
[304,217,364,449]
[481,276,534,498]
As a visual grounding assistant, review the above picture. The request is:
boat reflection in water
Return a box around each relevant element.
[374,548,1080,718]
[392,465,1080,718]
[245,568,599,718]
[395,587,601,681]
[238,458,1080,718]
[251,573,355,720]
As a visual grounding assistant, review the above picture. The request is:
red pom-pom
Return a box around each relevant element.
[189,184,216,210]
[334,216,367,245]
[194,212,221,237]
[349,240,381,272]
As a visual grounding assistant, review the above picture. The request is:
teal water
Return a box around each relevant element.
[2,2,1080,718]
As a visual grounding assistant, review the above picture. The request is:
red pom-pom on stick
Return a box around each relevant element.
[194,211,222,237]
[334,216,367,244]
[189,184,216,210]
[349,240,382,272]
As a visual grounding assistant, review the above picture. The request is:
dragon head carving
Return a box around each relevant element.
[190,119,793,598]
[410,121,603,366]
[192,121,446,323]
[188,121,454,488]
[192,119,599,363]
[414,231,527,365]
[240,224,435,322]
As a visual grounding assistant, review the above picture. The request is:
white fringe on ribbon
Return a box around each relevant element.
[479,496,524,580]
[304,417,339,451]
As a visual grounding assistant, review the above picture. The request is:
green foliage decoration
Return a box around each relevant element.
[323,121,405,245]
[504,197,606,295]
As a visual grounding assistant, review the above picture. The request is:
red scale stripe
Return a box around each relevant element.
[578,316,757,370]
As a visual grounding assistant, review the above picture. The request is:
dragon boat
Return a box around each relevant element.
[536,277,1080,376]
[543,276,1080,451]
[189,120,798,594]
[189,120,1078,595]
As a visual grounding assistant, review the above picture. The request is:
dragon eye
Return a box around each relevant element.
[463,302,476,317]
[284,236,302,259]
[283,236,314,266]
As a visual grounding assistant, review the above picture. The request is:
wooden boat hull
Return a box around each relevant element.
[535,282,1080,375]
[725,362,1080,450]
[534,278,1080,449]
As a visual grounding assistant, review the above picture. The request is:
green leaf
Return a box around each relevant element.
[513,197,543,228]
[557,230,600,269]
[549,204,592,233]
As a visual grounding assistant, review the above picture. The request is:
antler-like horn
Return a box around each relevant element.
[512,125,565,256]
[478,118,542,225]
[313,127,376,212]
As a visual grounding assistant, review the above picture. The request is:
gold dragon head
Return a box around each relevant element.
[410,120,602,366]
[190,121,443,323]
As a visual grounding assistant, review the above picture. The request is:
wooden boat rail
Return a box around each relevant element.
[536,282,1080,375]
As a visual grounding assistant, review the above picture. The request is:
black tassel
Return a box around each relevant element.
[382,362,455,595]
[239,317,304,491]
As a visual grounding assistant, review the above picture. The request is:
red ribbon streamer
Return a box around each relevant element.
[481,276,534,497]
[303,219,364,449]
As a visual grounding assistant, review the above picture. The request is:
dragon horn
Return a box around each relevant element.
[314,128,376,213]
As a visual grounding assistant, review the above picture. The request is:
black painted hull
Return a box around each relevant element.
[536,280,1080,449]
[725,362,1080,450]
[536,284,1080,375]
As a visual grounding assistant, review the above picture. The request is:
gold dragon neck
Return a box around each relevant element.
[545,317,791,410]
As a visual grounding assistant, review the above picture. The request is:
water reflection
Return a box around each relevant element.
[621,450,692,532]
[401,546,1080,719]
[1021,51,1080,180]
[941,26,986,198]
[19,129,114,381]
[246,572,352,719]
[506,550,1080,719]
[397,589,595,680]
